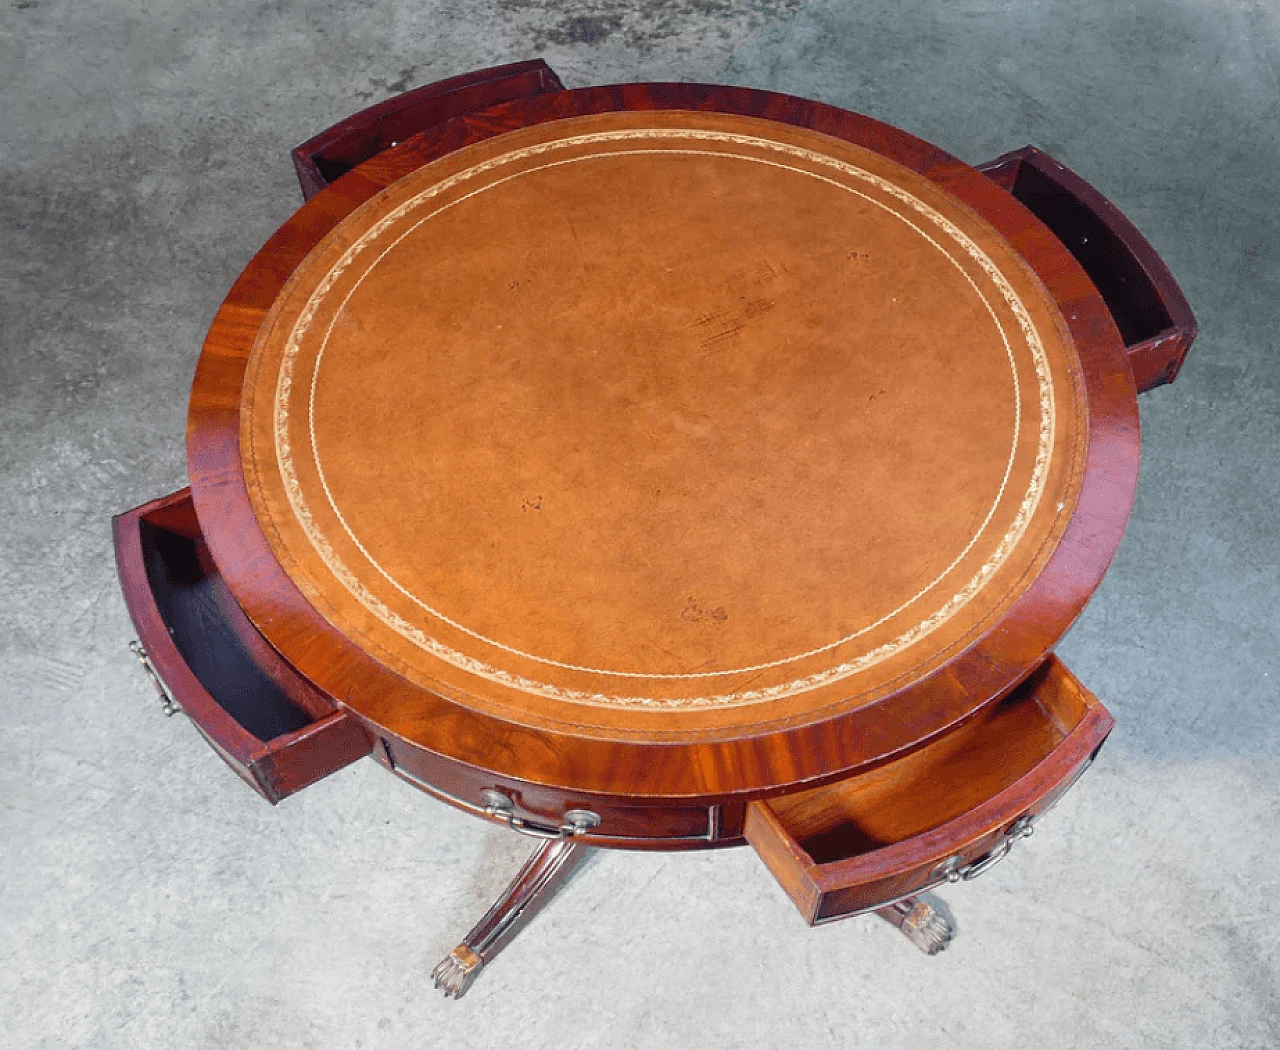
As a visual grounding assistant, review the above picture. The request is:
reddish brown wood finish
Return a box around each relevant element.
[187,82,1141,809]
[114,489,374,802]
[373,736,746,850]
[744,656,1113,923]
[978,146,1198,392]
[291,59,564,200]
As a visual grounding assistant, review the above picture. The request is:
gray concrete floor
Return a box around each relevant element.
[2,1,1278,1047]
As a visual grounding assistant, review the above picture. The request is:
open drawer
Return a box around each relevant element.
[113,488,373,803]
[291,58,565,200]
[976,146,1197,393]
[745,656,1113,925]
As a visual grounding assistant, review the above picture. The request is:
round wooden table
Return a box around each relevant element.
[117,66,1196,997]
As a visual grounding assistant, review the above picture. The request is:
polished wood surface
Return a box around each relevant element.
[188,82,1140,803]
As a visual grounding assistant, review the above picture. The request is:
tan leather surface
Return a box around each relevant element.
[239,110,1087,738]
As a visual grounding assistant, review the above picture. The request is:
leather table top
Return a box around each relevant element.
[235,109,1089,741]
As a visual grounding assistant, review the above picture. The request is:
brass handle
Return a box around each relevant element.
[128,640,181,717]
[480,789,601,840]
[931,754,1099,886]
[935,815,1036,884]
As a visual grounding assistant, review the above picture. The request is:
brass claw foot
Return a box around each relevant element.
[431,945,483,998]
[876,895,954,956]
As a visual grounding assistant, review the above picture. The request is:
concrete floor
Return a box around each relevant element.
[2,0,1278,1047]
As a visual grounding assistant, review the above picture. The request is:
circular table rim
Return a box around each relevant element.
[186,82,1140,802]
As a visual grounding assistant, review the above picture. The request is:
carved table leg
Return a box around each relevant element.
[432,837,591,998]
[876,895,953,956]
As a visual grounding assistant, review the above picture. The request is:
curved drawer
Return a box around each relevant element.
[745,656,1113,924]
[113,488,373,803]
[291,58,565,199]
[977,145,1197,392]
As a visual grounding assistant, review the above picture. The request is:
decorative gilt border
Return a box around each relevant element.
[260,127,1058,709]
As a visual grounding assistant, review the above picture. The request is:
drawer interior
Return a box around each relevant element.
[117,490,374,802]
[1004,160,1172,348]
[139,517,315,743]
[766,661,1086,865]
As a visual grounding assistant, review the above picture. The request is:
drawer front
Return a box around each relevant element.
[745,656,1114,924]
[381,736,742,849]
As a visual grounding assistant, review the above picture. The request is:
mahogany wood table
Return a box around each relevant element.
[115,60,1197,997]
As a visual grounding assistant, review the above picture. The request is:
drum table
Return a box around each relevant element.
[115,62,1197,997]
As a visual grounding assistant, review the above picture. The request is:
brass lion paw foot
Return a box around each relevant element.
[876,896,954,956]
[432,945,483,998]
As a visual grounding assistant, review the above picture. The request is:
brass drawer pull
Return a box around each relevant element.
[128,640,181,717]
[936,815,1036,884]
[480,789,601,840]
[933,753,1098,885]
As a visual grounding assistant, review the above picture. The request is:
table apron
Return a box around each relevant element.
[376,735,746,850]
